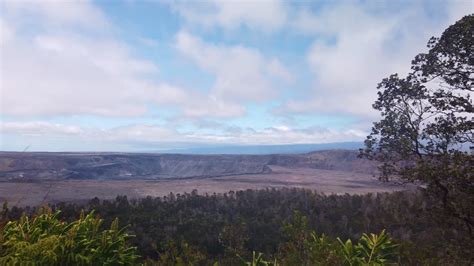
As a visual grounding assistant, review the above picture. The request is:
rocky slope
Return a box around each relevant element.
[0,150,377,181]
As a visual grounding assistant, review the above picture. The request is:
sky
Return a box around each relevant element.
[0,0,472,152]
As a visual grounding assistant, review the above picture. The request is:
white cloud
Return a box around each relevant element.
[175,30,291,102]
[0,18,13,44]
[151,84,245,118]
[2,0,109,30]
[267,58,293,83]
[2,31,155,116]
[0,121,366,147]
[170,0,287,32]
[2,0,470,150]
[291,9,320,35]
[282,2,473,117]
[1,121,84,136]
[0,1,246,119]
[109,124,176,142]
[230,126,366,145]
[446,1,474,23]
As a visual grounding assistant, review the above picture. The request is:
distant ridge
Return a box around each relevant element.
[0,148,375,181]
[156,142,363,155]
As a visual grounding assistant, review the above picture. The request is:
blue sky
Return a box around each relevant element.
[0,0,471,151]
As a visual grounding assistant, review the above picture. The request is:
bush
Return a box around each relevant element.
[0,208,139,265]
[242,212,399,266]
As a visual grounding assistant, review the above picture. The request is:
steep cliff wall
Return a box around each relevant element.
[0,150,376,181]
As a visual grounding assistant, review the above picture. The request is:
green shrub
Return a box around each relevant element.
[338,230,398,265]
[0,208,139,265]
[149,240,207,266]
[238,251,278,266]
[276,212,399,265]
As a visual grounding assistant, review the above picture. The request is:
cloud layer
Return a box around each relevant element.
[176,31,291,102]
[170,0,287,32]
[1,120,365,151]
[0,1,252,119]
[284,2,471,116]
[1,0,471,151]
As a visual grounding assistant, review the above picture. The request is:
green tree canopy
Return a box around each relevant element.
[361,14,473,234]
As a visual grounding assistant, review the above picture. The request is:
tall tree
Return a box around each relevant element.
[361,15,473,234]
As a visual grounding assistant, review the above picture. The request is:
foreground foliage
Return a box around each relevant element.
[1,188,472,264]
[0,208,139,265]
[274,211,398,266]
[337,230,398,266]
[0,206,398,265]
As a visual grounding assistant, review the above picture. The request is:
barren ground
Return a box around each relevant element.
[0,166,406,207]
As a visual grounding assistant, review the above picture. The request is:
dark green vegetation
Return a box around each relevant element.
[1,188,472,264]
[362,14,473,235]
[0,207,139,265]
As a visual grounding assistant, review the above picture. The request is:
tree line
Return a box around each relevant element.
[1,188,472,264]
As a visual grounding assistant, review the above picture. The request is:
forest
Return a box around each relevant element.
[1,188,472,265]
